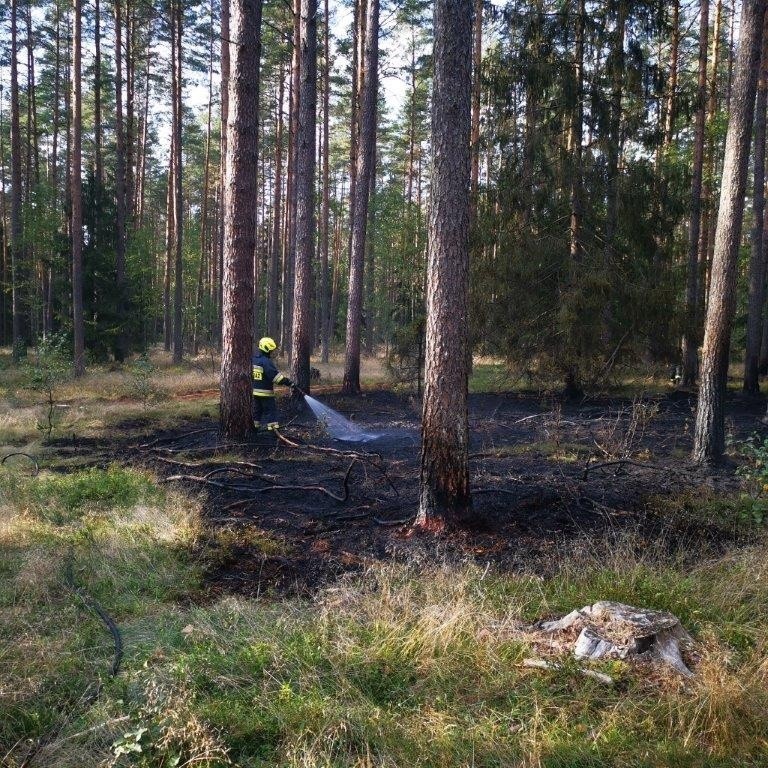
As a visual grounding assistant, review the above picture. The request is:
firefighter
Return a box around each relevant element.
[252,336,295,431]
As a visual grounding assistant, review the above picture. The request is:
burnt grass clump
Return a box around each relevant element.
[70,389,767,597]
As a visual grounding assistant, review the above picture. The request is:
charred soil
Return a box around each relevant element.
[51,389,767,597]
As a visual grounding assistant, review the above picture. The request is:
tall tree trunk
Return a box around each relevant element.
[172,0,184,363]
[364,156,376,355]
[416,0,473,530]
[114,0,128,361]
[282,0,302,353]
[137,57,151,229]
[94,0,103,188]
[290,0,317,392]
[51,0,61,196]
[744,12,768,394]
[221,0,263,439]
[693,0,767,464]
[26,1,40,188]
[320,0,331,363]
[10,0,27,361]
[341,0,378,394]
[603,0,626,332]
[194,0,216,356]
[698,0,724,334]
[268,68,285,338]
[217,0,231,349]
[681,0,710,387]
[164,145,174,351]
[568,0,585,264]
[469,0,482,226]
[71,0,84,376]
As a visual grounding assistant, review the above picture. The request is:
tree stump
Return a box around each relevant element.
[539,601,694,676]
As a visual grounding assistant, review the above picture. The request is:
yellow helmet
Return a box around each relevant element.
[258,336,277,354]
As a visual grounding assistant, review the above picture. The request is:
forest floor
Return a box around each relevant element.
[3,350,768,766]
[108,386,764,597]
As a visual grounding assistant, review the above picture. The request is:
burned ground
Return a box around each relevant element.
[49,389,768,596]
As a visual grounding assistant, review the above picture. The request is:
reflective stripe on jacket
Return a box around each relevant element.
[252,352,288,397]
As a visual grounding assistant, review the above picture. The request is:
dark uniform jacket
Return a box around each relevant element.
[252,352,288,397]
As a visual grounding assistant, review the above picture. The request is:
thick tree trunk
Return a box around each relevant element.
[744,14,768,394]
[220,0,263,439]
[268,68,285,339]
[693,0,767,464]
[72,0,84,376]
[681,0,710,387]
[320,0,331,363]
[290,0,317,393]
[342,0,378,394]
[172,0,184,363]
[415,0,473,530]
[10,0,27,361]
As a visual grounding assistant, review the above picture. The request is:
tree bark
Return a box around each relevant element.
[693,0,767,464]
[744,13,768,394]
[681,0,710,387]
[415,0,473,530]
[220,0,263,439]
[71,0,84,376]
[290,0,317,393]
[342,0,379,394]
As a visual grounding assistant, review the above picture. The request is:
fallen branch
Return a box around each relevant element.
[373,516,413,526]
[163,459,358,503]
[522,657,614,686]
[153,455,262,471]
[139,427,217,449]
[276,430,400,497]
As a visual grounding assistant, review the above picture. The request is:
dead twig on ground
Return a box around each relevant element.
[153,455,262,471]
[163,459,358,503]
[139,427,218,449]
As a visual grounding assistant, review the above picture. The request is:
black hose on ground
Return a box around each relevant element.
[64,551,124,677]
